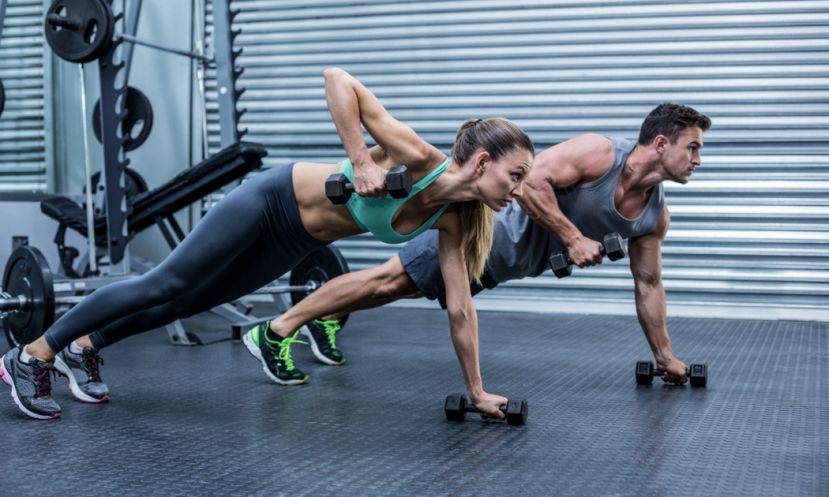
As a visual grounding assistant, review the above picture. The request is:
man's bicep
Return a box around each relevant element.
[629,235,662,286]
[629,210,669,284]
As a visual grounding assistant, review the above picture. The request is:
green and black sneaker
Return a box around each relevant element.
[243,321,309,385]
[301,319,346,366]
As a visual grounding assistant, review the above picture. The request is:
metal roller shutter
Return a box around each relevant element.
[0,0,48,192]
[208,0,829,320]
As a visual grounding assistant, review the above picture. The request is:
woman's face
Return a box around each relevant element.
[475,147,533,211]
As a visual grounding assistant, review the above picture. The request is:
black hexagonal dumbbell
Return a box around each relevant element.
[635,360,708,387]
[444,393,528,425]
[549,232,627,278]
[325,165,412,204]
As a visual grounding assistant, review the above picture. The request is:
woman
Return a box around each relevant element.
[1,68,534,421]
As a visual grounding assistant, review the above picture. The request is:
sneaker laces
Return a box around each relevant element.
[82,349,104,383]
[32,364,57,398]
[266,332,307,371]
[314,319,341,350]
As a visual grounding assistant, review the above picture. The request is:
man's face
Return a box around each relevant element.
[661,126,704,184]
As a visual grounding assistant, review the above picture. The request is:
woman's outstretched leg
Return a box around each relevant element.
[87,239,291,349]
[1,166,293,420]
[35,174,275,360]
[48,238,287,404]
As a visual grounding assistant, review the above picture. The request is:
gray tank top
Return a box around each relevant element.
[486,137,665,283]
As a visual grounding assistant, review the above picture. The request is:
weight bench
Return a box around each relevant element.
[38,141,269,345]
[40,141,267,276]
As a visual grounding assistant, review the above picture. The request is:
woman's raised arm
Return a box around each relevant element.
[324,67,442,197]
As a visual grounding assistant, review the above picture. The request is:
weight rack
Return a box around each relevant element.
[2,0,269,346]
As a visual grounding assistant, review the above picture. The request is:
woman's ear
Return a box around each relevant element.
[475,150,491,177]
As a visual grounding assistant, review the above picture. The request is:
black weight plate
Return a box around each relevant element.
[75,168,148,274]
[44,0,114,63]
[289,246,350,328]
[92,86,154,152]
[2,246,55,348]
[85,167,149,210]
[0,79,5,119]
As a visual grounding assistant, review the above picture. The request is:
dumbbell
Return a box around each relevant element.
[444,393,528,425]
[549,232,626,278]
[325,165,412,204]
[635,360,708,387]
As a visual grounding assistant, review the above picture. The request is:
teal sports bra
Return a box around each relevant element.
[340,158,451,244]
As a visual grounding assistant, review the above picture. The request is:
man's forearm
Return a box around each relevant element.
[518,182,583,246]
[535,208,583,244]
[634,282,673,362]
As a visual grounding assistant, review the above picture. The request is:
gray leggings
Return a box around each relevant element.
[42,163,328,352]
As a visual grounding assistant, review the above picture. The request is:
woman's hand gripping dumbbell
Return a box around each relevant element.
[325,165,412,204]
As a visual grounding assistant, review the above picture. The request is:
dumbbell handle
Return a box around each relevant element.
[650,365,709,378]
[342,166,409,193]
[463,402,511,415]
[560,245,610,266]
[46,14,82,31]
[649,367,692,377]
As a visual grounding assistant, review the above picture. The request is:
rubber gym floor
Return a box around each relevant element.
[1,306,826,497]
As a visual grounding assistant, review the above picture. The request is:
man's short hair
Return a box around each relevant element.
[638,103,712,145]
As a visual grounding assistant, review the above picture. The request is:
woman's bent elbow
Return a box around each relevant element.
[323,67,347,80]
[446,304,473,326]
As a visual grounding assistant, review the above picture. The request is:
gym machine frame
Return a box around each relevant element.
[2,0,349,347]
[0,0,6,119]
[53,0,252,345]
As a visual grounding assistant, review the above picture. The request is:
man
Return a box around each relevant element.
[286,102,711,384]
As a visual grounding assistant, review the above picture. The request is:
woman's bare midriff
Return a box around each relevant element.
[292,162,362,241]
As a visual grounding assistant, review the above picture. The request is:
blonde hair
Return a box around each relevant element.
[451,118,534,283]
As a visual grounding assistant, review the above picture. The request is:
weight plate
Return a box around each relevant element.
[2,246,55,348]
[92,86,154,151]
[289,246,350,328]
[44,0,115,64]
[85,167,149,209]
[0,79,5,119]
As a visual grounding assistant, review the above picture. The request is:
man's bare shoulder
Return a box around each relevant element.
[536,134,615,183]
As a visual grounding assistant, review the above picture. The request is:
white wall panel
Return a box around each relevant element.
[208,0,829,319]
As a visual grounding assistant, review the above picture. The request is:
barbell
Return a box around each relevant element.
[44,0,211,64]
[2,245,351,347]
[2,246,59,347]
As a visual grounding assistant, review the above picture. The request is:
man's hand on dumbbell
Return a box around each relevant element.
[352,158,389,198]
[445,392,529,425]
[636,358,708,387]
[472,391,509,420]
[657,355,688,385]
[550,232,627,278]
[565,235,605,267]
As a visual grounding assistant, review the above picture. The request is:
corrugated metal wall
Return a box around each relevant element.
[0,0,47,192]
[208,0,829,319]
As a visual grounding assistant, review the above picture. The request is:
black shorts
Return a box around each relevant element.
[398,230,498,309]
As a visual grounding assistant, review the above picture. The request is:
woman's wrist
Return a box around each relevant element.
[351,146,373,168]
